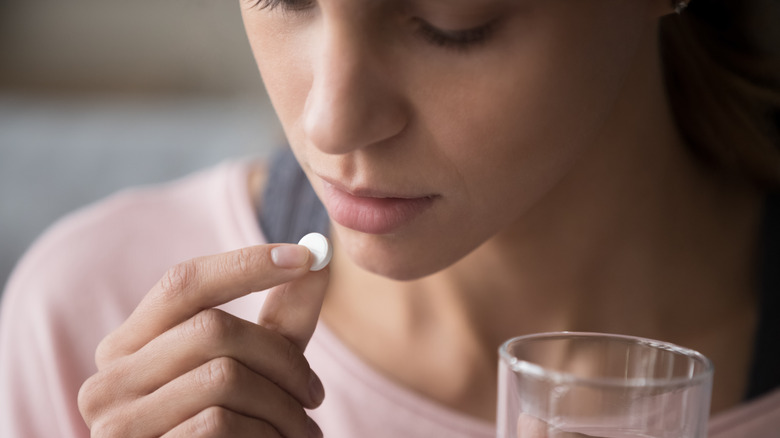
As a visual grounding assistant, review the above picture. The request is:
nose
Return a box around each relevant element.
[302,19,408,155]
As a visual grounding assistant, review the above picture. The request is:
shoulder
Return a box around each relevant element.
[0,160,266,437]
[1,159,264,342]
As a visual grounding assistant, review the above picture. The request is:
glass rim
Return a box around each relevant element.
[498,331,714,388]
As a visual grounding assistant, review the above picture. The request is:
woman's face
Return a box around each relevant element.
[242,0,663,280]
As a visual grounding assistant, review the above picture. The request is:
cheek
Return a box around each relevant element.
[242,12,312,146]
[416,3,650,222]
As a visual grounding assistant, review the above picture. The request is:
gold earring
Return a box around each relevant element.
[674,0,689,14]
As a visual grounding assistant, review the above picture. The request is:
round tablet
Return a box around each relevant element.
[297,232,333,271]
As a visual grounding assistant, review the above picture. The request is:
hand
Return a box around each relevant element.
[78,244,328,437]
[517,415,593,438]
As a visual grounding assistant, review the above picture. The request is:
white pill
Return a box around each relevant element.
[297,232,333,271]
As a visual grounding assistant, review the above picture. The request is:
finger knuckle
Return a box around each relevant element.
[193,406,233,436]
[94,334,122,369]
[186,308,234,342]
[197,357,241,391]
[191,407,280,437]
[159,259,198,301]
[94,339,111,369]
[282,394,309,426]
[77,375,100,423]
[282,337,307,376]
[279,345,314,398]
[225,247,265,277]
[256,421,283,438]
[78,367,130,426]
[272,393,310,438]
[88,419,113,438]
[89,414,127,438]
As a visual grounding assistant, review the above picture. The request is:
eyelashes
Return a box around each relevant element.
[251,0,313,11]
[249,0,277,10]
[414,19,497,51]
[250,0,497,51]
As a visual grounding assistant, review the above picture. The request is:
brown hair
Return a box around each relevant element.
[660,0,780,188]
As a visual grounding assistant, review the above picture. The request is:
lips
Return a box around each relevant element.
[319,179,437,235]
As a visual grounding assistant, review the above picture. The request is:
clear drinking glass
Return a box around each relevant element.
[497,332,714,438]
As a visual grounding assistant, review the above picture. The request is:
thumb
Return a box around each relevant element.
[516,414,549,438]
[517,414,593,438]
[257,267,330,351]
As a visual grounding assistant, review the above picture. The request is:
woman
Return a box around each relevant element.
[1,0,778,436]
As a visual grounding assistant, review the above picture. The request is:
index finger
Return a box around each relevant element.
[98,244,312,365]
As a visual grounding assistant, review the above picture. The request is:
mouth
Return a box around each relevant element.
[318,177,438,235]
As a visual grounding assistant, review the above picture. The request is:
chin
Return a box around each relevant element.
[333,226,475,282]
[355,255,443,282]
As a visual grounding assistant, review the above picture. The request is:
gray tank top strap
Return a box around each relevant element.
[258,148,330,244]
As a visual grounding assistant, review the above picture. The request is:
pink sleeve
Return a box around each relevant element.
[0,162,261,438]
[0,190,173,437]
[0,222,106,438]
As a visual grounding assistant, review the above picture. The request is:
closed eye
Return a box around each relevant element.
[251,0,314,11]
[251,0,498,52]
[414,18,498,51]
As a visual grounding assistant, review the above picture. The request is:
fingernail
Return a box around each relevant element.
[307,416,322,438]
[309,370,325,406]
[270,245,309,269]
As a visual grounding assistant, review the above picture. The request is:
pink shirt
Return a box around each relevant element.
[1,161,778,437]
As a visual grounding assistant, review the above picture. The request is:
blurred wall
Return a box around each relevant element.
[0,0,283,292]
[0,0,263,96]
[2,0,778,294]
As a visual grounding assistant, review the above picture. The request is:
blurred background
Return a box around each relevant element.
[0,0,284,290]
[1,1,779,294]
